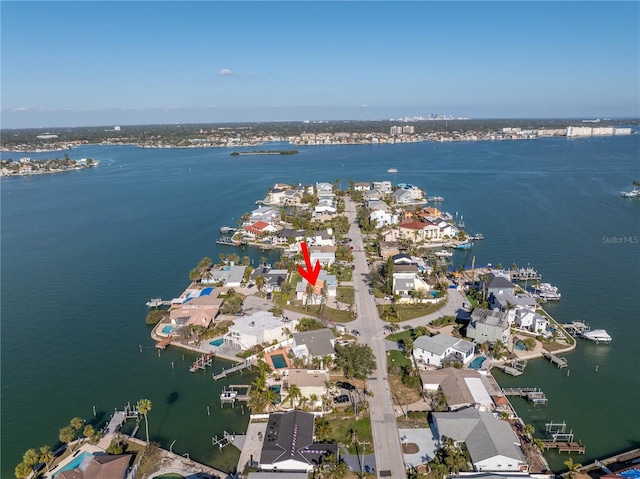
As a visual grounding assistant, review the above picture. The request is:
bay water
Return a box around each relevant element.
[1,136,639,476]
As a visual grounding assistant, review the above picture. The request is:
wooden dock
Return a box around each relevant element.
[503,387,548,405]
[156,335,173,350]
[543,351,568,368]
[212,359,253,381]
[492,362,525,376]
[509,267,541,281]
[190,352,215,372]
[541,441,585,453]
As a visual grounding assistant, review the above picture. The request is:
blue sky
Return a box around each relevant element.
[1,1,638,128]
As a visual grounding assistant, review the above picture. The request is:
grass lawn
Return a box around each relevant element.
[466,294,478,308]
[387,349,412,370]
[337,286,354,304]
[388,330,413,343]
[284,301,356,323]
[378,300,444,321]
[325,414,373,455]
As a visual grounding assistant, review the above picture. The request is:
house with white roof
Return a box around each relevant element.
[353,182,370,191]
[413,334,475,367]
[372,181,392,194]
[431,408,528,472]
[225,311,298,350]
[202,265,247,287]
[370,208,399,227]
[392,189,414,205]
[514,309,548,334]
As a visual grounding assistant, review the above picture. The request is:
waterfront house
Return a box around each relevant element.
[353,181,370,191]
[57,454,132,479]
[285,369,329,408]
[250,206,280,224]
[466,308,510,344]
[413,334,475,368]
[431,408,528,472]
[372,181,392,194]
[486,272,516,297]
[259,410,339,473]
[392,188,414,205]
[514,309,549,334]
[169,294,223,329]
[226,311,297,350]
[201,265,247,288]
[419,368,494,411]
[244,221,278,238]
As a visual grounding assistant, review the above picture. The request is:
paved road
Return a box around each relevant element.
[344,196,407,478]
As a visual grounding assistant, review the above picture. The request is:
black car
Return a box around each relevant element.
[333,394,350,404]
[337,381,356,391]
[351,329,361,337]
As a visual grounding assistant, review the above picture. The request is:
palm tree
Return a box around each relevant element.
[136,398,152,443]
[287,384,301,409]
[38,445,53,474]
[59,426,75,451]
[83,424,96,443]
[564,457,582,479]
[255,274,266,292]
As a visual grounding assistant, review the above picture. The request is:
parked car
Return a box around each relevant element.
[351,329,361,337]
[333,394,350,404]
[337,381,356,391]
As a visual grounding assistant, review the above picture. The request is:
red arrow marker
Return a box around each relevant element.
[297,241,321,286]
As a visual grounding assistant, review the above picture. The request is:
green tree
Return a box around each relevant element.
[295,317,324,332]
[287,384,301,409]
[14,461,31,479]
[83,424,96,442]
[38,446,53,474]
[564,457,582,479]
[137,398,152,443]
[334,343,376,380]
[60,425,76,448]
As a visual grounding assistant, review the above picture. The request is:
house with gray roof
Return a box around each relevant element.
[292,328,336,363]
[467,308,510,344]
[413,334,475,367]
[431,408,528,472]
[259,411,338,472]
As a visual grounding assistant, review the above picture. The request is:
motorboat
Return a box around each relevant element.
[434,250,453,257]
[581,329,612,344]
[387,168,398,173]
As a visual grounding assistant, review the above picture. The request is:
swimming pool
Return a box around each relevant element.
[469,356,486,370]
[269,385,282,404]
[53,452,93,478]
[620,469,640,479]
[209,338,224,347]
[162,325,174,334]
[271,353,288,369]
[514,340,526,350]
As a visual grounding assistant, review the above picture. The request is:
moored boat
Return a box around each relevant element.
[581,329,612,344]
[434,250,453,257]
[387,168,398,173]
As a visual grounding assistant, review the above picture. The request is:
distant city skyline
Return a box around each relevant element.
[1,1,638,129]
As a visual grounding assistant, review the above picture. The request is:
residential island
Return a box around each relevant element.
[0,155,99,177]
[16,178,632,479]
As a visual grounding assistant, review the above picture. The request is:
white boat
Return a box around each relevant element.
[220,390,238,399]
[426,196,444,202]
[387,168,398,173]
[621,189,640,198]
[220,226,236,234]
[581,329,612,344]
[434,250,453,257]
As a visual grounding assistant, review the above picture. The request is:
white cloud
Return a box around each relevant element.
[218,69,233,76]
